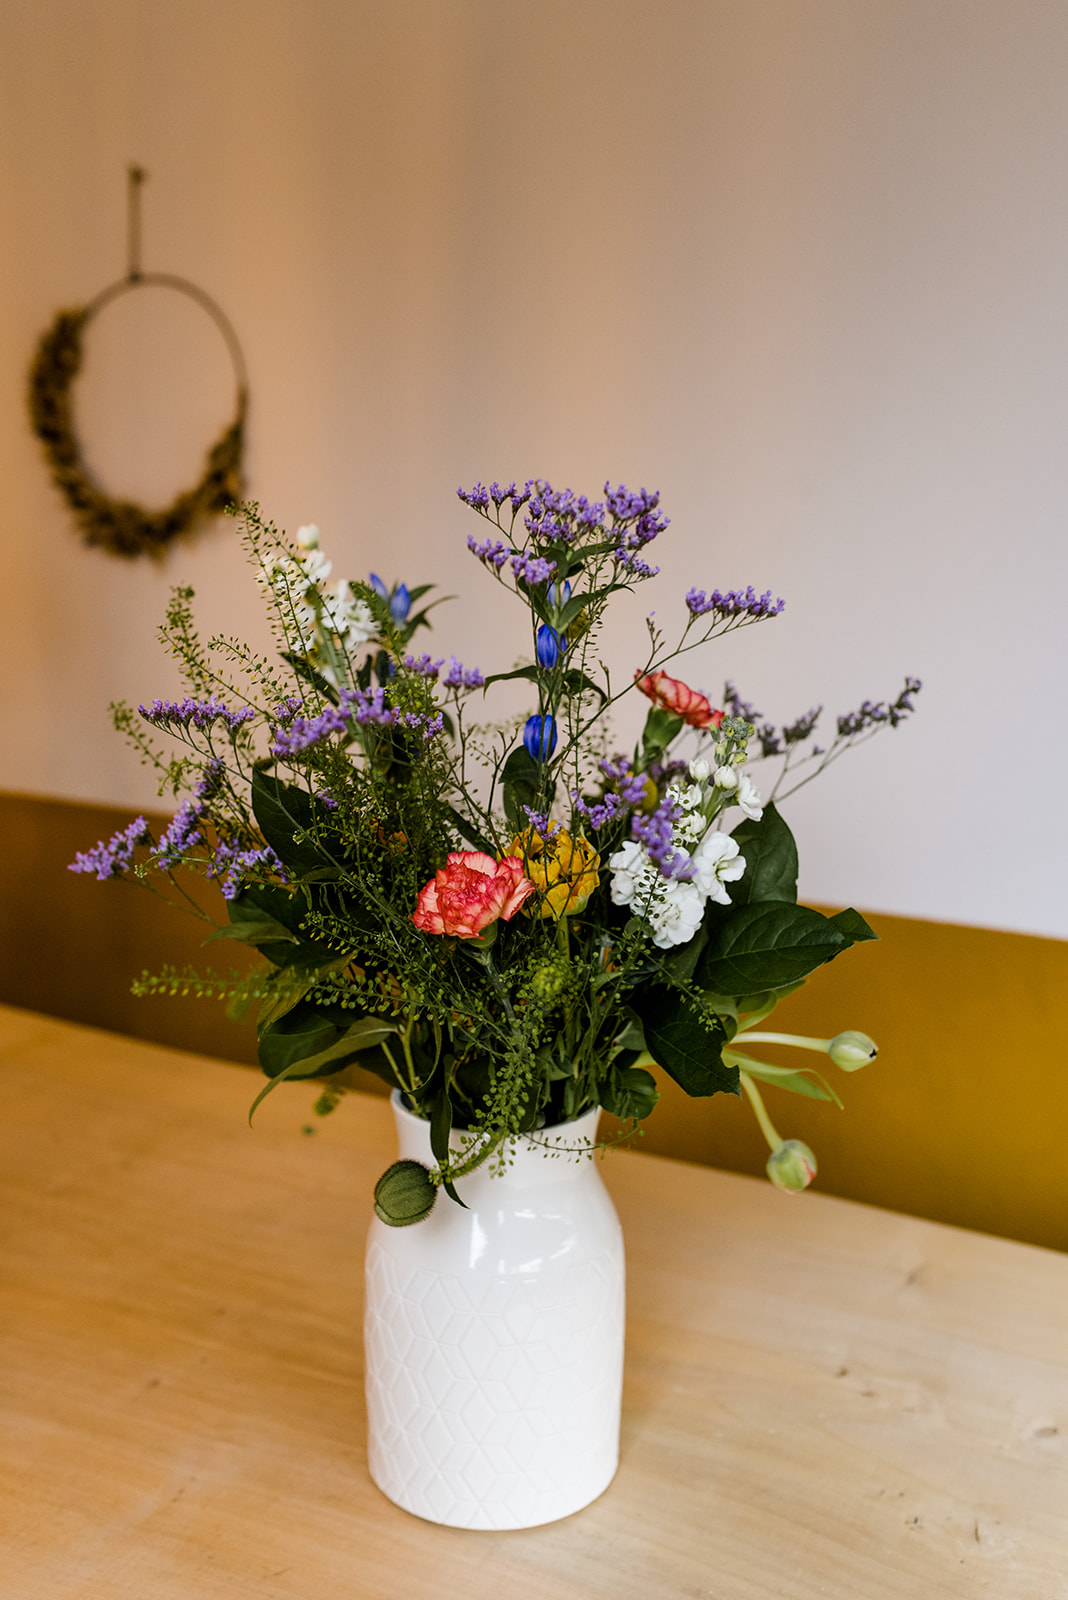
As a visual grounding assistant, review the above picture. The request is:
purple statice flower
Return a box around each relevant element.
[403,654,444,680]
[467,533,510,569]
[195,758,226,802]
[139,697,256,734]
[685,586,785,622]
[316,788,339,811]
[598,756,650,808]
[521,806,558,835]
[209,841,289,901]
[69,816,151,880]
[349,685,400,727]
[523,713,557,762]
[722,682,762,724]
[271,701,352,757]
[837,679,921,738]
[272,695,305,727]
[571,789,624,830]
[442,657,484,690]
[783,707,822,746]
[457,483,491,510]
[153,801,204,869]
[604,483,662,522]
[511,552,556,586]
[630,795,695,881]
[613,548,660,580]
[488,481,517,508]
[403,710,445,740]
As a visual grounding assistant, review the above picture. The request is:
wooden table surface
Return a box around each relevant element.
[2,1004,1066,1599]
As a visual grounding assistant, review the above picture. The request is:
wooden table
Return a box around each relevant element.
[2,1005,1066,1599]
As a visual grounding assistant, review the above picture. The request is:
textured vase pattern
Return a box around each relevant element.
[364,1098,625,1530]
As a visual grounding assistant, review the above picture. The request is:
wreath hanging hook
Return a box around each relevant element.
[27,165,249,559]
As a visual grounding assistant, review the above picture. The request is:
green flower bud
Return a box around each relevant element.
[828,1031,878,1071]
[373,1159,438,1227]
[766,1139,817,1193]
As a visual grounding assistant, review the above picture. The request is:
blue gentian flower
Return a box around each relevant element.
[369,572,389,600]
[391,584,411,622]
[535,625,566,669]
[523,714,557,761]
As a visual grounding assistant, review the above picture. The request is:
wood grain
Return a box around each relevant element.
[1,1005,1066,1599]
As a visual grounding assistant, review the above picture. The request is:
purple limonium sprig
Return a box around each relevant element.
[442,657,484,690]
[69,816,151,880]
[598,756,650,808]
[521,806,560,836]
[613,548,660,580]
[511,552,556,586]
[271,701,353,757]
[571,789,624,829]
[272,695,305,727]
[316,788,339,811]
[631,795,695,881]
[139,697,256,734]
[404,710,445,740]
[457,482,491,510]
[685,586,785,622]
[838,677,922,737]
[467,534,510,568]
[208,841,289,901]
[349,685,401,727]
[153,801,204,869]
[403,654,444,679]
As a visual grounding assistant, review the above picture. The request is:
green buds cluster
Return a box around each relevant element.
[527,949,572,1005]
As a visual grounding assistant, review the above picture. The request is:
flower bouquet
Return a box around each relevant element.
[73,479,919,1527]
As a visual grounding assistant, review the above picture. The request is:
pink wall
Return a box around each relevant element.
[2,0,1066,935]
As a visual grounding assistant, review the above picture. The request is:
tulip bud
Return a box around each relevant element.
[766,1139,817,1193]
[689,757,711,782]
[714,765,738,791]
[828,1031,878,1070]
[373,1159,438,1226]
[297,524,320,549]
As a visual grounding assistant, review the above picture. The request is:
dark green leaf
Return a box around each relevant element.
[280,652,339,705]
[601,1064,660,1121]
[828,907,878,944]
[696,902,850,994]
[251,768,335,875]
[635,986,739,1098]
[728,803,798,906]
[446,805,494,854]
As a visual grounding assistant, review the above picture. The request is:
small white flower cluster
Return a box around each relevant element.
[607,759,764,950]
[259,525,377,666]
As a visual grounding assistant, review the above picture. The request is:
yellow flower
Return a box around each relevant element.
[508,826,601,919]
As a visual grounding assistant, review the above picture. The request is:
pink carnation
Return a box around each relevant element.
[635,669,724,731]
[412,851,536,939]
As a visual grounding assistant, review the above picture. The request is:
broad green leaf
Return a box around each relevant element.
[251,768,335,875]
[446,805,494,855]
[635,986,739,1099]
[727,1053,841,1105]
[259,1007,396,1081]
[828,907,878,944]
[696,902,850,994]
[205,918,298,948]
[601,1064,660,1121]
[729,803,798,906]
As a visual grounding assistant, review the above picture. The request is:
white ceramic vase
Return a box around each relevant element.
[364,1093,625,1530]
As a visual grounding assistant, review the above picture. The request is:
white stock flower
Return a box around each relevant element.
[733,770,763,821]
[688,757,711,783]
[713,764,738,791]
[296,523,320,549]
[608,840,658,908]
[691,829,746,905]
[646,879,705,949]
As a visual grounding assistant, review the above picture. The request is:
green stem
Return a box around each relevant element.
[736,1031,831,1052]
[738,1070,782,1152]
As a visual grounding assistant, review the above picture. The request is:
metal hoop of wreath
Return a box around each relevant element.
[28,271,249,559]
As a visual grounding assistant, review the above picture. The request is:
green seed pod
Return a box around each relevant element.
[828,1031,878,1071]
[766,1139,817,1193]
[373,1159,438,1227]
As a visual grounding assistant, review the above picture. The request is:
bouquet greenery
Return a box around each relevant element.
[72,480,920,1223]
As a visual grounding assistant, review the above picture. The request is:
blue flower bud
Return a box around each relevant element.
[523,713,557,762]
[546,579,572,610]
[369,572,389,599]
[535,624,566,669]
[391,583,411,622]
[766,1139,817,1193]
